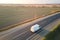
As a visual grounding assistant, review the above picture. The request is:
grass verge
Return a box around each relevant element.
[0,16,42,32]
[44,24,60,40]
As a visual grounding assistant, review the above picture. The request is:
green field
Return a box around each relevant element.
[44,24,60,40]
[0,6,60,29]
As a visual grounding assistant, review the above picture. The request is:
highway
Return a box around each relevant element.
[27,18,60,40]
[0,12,60,40]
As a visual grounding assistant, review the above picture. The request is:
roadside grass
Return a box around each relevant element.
[44,24,60,40]
[0,17,39,32]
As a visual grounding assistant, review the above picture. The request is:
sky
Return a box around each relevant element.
[0,0,60,4]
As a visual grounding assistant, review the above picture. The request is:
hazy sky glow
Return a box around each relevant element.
[0,0,60,4]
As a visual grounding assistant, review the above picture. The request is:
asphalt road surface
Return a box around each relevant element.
[0,13,60,40]
[27,18,60,40]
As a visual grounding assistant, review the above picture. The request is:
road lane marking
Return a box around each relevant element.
[12,30,29,39]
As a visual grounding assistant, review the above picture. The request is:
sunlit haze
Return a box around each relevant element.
[0,0,60,4]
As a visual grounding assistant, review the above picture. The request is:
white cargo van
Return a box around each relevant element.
[30,24,41,32]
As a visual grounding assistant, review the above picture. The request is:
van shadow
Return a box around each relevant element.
[35,28,49,37]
